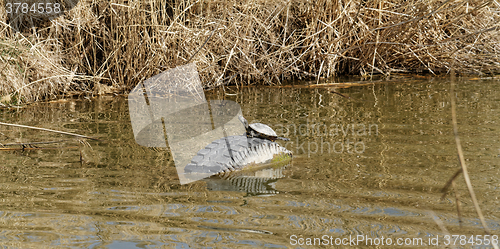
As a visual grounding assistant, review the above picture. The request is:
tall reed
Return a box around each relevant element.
[1,0,499,103]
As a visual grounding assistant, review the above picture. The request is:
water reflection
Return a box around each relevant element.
[1,77,500,247]
[205,162,290,196]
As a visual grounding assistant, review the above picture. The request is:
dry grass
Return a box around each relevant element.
[0,36,80,103]
[1,0,500,103]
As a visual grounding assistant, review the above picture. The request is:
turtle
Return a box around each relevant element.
[184,116,292,175]
[238,115,290,142]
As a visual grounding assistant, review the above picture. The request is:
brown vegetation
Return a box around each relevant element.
[1,0,500,103]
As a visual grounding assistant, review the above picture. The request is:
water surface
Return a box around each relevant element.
[1,77,499,248]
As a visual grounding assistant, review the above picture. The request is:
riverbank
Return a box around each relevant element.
[1,0,499,103]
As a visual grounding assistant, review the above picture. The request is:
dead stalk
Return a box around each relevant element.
[0,0,499,101]
[450,78,497,244]
[0,122,101,141]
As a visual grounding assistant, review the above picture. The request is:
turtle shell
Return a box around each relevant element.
[249,122,278,138]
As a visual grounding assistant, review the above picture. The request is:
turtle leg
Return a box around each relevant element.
[276,136,290,141]
[249,130,256,138]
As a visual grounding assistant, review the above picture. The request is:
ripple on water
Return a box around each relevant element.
[1,79,500,247]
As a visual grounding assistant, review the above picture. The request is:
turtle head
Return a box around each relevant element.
[238,115,249,130]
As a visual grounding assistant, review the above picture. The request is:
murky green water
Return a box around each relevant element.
[1,77,499,248]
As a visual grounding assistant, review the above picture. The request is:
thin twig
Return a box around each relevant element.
[451,180,463,227]
[429,211,457,249]
[450,79,495,239]
[2,140,69,146]
[0,146,78,151]
[0,122,101,141]
[186,22,220,64]
[441,168,462,198]
[329,90,352,99]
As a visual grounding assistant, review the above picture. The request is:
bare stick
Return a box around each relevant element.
[429,211,457,249]
[0,146,78,151]
[0,122,101,141]
[451,180,463,227]
[3,140,69,146]
[441,168,462,198]
[440,167,463,226]
[329,90,352,100]
[186,22,219,64]
[450,80,494,238]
